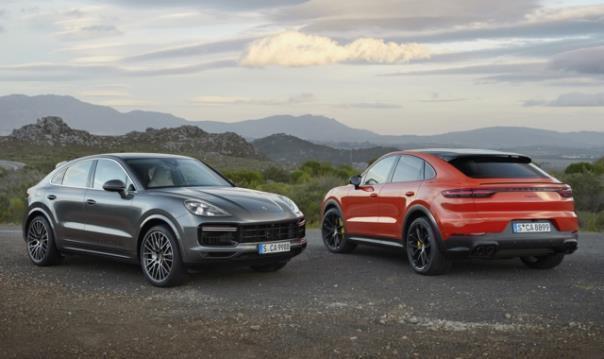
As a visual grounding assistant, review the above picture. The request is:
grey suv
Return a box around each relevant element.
[23,153,306,286]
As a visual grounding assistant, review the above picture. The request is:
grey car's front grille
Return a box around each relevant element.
[199,219,305,246]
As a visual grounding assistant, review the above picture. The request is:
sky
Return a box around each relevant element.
[0,0,603,135]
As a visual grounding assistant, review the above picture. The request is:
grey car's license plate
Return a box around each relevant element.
[512,222,551,233]
[258,241,291,254]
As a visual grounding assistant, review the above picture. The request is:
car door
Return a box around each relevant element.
[49,159,94,246]
[342,156,397,237]
[377,155,427,240]
[82,159,140,253]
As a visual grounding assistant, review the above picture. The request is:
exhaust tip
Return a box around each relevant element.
[472,244,498,257]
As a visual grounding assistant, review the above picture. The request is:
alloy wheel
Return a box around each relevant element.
[27,219,49,262]
[407,222,432,271]
[322,211,344,249]
[142,231,174,282]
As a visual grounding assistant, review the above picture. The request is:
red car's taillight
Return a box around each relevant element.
[442,188,496,198]
[558,185,573,198]
[443,186,574,198]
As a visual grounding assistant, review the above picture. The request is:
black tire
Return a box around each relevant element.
[140,225,186,287]
[521,253,565,269]
[250,260,289,273]
[25,215,62,266]
[405,217,452,275]
[321,207,357,253]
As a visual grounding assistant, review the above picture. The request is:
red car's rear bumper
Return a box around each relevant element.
[442,230,578,258]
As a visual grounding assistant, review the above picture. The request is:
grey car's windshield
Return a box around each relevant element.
[126,158,232,189]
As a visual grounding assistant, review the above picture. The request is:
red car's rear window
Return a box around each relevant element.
[449,157,548,179]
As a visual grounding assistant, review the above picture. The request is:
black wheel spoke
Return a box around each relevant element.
[408,222,433,271]
[322,212,345,250]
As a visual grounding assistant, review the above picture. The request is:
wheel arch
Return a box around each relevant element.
[402,205,445,252]
[24,206,56,242]
[137,214,183,260]
[322,198,343,216]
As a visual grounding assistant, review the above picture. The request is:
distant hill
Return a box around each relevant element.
[2,94,604,150]
[253,133,397,167]
[0,117,266,171]
[0,94,186,135]
[197,114,380,143]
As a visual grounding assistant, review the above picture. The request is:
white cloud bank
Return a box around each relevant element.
[524,92,604,107]
[240,31,430,67]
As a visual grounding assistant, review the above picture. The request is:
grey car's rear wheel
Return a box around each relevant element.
[321,208,356,253]
[140,225,185,287]
[26,216,61,266]
[521,253,565,269]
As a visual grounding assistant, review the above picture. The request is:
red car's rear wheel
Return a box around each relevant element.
[406,217,451,275]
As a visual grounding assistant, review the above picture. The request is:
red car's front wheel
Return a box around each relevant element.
[406,217,452,275]
[321,208,356,253]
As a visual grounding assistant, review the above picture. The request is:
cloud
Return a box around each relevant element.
[123,38,253,63]
[551,46,604,75]
[524,92,604,107]
[382,62,545,76]
[0,59,236,81]
[104,0,305,10]
[420,93,467,103]
[192,93,402,109]
[192,93,315,106]
[240,31,430,67]
[79,24,121,34]
[376,5,604,44]
[275,0,540,24]
[332,102,401,109]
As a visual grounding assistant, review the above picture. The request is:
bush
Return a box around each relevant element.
[560,172,603,212]
[262,166,291,183]
[565,162,596,174]
[223,170,264,188]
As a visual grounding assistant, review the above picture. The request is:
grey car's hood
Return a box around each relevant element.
[152,186,301,222]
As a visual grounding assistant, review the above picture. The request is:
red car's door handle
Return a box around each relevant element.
[405,191,415,197]
[370,193,378,198]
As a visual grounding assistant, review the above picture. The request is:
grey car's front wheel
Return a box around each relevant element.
[26,215,61,266]
[140,225,185,287]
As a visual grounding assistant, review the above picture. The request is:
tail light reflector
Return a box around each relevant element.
[442,185,573,198]
[442,189,496,198]
[558,185,573,198]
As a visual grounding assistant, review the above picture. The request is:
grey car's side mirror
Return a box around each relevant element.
[103,179,126,195]
[349,175,362,189]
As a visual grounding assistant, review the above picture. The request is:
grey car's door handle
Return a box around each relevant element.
[47,194,56,200]
[86,199,96,205]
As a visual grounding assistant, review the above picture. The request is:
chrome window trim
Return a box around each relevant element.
[92,158,137,192]
[49,157,138,193]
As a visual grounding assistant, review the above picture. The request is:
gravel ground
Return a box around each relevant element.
[1,227,603,358]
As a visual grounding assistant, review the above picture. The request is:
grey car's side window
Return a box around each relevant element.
[392,155,425,182]
[62,160,94,188]
[363,156,397,185]
[93,159,131,190]
[51,167,67,185]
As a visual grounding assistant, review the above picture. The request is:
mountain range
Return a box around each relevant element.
[2,94,604,150]
[253,134,398,166]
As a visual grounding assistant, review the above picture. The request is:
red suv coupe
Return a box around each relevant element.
[321,149,578,275]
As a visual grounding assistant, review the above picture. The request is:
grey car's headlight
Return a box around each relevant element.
[184,200,229,217]
[280,196,303,217]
